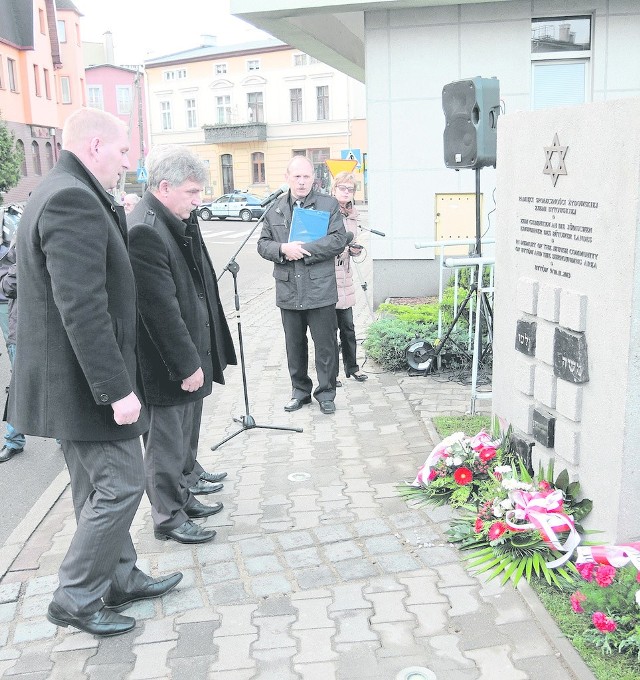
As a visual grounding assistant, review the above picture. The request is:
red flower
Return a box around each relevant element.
[538,480,551,492]
[427,468,438,482]
[594,565,616,587]
[570,591,586,613]
[576,562,595,582]
[636,570,640,583]
[453,467,473,485]
[488,522,507,540]
[592,611,617,633]
[478,446,497,462]
[474,518,484,533]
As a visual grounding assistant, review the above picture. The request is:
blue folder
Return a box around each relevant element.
[289,207,330,242]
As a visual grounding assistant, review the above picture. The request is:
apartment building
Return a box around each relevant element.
[144,38,367,200]
[0,0,84,203]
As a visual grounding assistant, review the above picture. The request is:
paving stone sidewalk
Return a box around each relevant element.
[0,217,595,680]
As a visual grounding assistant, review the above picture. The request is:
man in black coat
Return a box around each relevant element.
[128,145,236,545]
[7,109,182,637]
[257,155,347,414]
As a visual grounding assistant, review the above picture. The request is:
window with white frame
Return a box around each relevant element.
[247,92,264,123]
[60,76,71,104]
[215,63,227,75]
[531,15,592,110]
[185,98,197,129]
[216,95,231,124]
[57,19,66,43]
[294,54,307,67]
[247,59,260,72]
[290,88,302,122]
[177,69,187,79]
[251,152,265,184]
[87,85,104,109]
[163,71,175,81]
[161,101,172,130]
[316,85,329,120]
[116,85,132,114]
[7,58,17,92]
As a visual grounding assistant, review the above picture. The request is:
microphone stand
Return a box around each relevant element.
[211,197,303,451]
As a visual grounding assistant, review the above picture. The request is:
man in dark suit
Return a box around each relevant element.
[128,145,236,545]
[8,109,182,637]
[257,155,347,414]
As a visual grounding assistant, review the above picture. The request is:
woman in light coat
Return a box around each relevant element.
[332,172,367,384]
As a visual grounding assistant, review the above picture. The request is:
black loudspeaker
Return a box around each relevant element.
[442,76,500,169]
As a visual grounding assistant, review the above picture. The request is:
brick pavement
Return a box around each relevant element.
[0,214,596,680]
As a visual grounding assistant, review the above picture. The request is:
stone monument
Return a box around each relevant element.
[493,98,640,543]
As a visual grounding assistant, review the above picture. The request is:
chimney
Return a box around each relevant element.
[104,31,115,64]
[558,23,573,43]
[201,34,217,47]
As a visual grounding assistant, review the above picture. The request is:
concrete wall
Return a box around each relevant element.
[364,0,640,306]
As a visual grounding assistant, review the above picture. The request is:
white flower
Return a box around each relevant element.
[516,481,535,491]
[452,456,463,466]
[445,458,454,467]
[499,499,513,510]
[494,465,513,475]
[501,478,520,490]
[635,590,640,608]
[492,504,505,518]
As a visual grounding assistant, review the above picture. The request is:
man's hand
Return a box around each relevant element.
[181,367,204,392]
[112,392,142,425]
[281,241,311,261]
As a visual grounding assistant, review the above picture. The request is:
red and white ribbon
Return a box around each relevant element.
[576,543,640,569]
[504,489,580,568]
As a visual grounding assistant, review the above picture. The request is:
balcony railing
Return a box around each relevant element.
[203,123,267,143]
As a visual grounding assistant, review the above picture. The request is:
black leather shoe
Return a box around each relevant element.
[319,400,336,414]
[188,479,224,495]
[0,446,23,463]
[349,372,368,382]
[104,572,183,612]
[186,499,223,518]
[199,471,227,483]
[335,380,342,387]
[284,396,312,412]
[154,519,216,544]
[47,601,135,637]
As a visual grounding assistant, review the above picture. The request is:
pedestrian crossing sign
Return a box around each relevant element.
[340,148,362,169]
[136,166,148,183]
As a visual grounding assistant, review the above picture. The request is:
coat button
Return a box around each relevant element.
[198,293,204,298]
[205,321,210,327]
[99,393,109,402]
[207,349,211,355]
[183,241,189,247]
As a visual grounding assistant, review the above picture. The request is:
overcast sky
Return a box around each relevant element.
[76,0,269,65]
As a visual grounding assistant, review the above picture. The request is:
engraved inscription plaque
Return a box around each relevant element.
[515,319,537,356]
[532,408,556,448]
[509,430,535,476]
[553,328,589,383]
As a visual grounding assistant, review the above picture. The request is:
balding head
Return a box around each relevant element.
[285,155,315,200]
[62,108,130,190]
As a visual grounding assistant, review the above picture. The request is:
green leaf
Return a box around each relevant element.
[555,469,570,492]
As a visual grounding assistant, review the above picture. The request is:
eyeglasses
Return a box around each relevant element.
[336,185,355,193]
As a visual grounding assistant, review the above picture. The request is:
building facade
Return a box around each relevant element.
[0,0,84,203]
[84,64,149,180]
[231,0,640,305]
[144,39,367,201]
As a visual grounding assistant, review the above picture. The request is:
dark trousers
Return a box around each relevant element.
[143,400,202,531]
[281,305,338,402]
[54,437,148,615]
[336,307,359,377]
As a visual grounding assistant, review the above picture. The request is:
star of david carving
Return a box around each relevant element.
[543,133,568,187]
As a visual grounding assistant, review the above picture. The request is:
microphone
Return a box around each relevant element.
[261,185,288,207]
